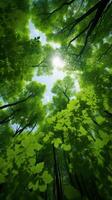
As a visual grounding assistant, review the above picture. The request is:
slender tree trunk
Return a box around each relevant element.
[52,145,63,200]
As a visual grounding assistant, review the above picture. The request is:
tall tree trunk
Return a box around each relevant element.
[52,145,63,200]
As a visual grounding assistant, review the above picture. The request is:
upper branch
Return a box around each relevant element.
[47,0,75,18]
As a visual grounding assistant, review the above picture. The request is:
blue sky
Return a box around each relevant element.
[29,20,47,45]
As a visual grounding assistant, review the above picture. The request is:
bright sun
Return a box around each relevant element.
[52,55,65,69]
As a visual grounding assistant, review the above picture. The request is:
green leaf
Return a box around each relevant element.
[28,181,39,191]
[52,138,62,148]
[61,144,71,151]
[43,132,53,143]
[39,184,47,192]
[42,171,53,184]
[28,182,34,190]
[31,162,44,174]
[96,116,105,124]
[79,126,87,136]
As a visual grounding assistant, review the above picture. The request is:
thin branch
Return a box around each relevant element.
[14,113,38,136]
[47,0,75,19]
[98,44,112,61]
[57,85,70,102]
[77,0,85,12]
[63,90,70,103]
[0,109,20,125]
[92,1,112,43]
[14,121,31,136]
[68,20,93,47]
[32,58,47,68]
[0,94,32,110]
[28,122,37,134]
[78,0,111,55]
[60,0,101,34]
[58,0,111,56]
[0,114,14,125]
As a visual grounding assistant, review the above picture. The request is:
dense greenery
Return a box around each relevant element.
[0,0,112,199]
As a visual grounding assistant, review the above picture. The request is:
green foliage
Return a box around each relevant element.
[42,170,53,184]
[0,0,112,200]
[49,75,75,113]
[61,144,71,151]
[52,138,62,148]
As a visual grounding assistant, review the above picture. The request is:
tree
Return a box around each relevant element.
[49,75,75,113]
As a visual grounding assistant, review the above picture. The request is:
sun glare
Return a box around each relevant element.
[52,55,65,69]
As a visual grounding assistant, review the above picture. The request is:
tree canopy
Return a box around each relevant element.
[0,0,112,200]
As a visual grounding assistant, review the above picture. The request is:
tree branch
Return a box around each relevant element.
[78,0,111,55]
[0,109,20,125]
[47,0,75,19]
[68,20,93,47]
[14,121,31,136]
[32,58,47,68]
[98,44,112,61]
[57,85,70,102]
[60,0,101,34]
[0,94,32,110]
